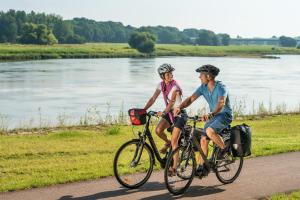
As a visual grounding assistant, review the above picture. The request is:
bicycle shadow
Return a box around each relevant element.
[140,184,225,200]
[58,181,165,200]
[58,182,225,200]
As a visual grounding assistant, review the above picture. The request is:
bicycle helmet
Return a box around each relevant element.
[157,63,175,79]
[195,64,220,76]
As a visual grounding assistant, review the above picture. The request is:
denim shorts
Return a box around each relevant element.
[203,112,232,136]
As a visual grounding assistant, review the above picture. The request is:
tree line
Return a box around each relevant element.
[0,9,298,47]
[0,9,231,45]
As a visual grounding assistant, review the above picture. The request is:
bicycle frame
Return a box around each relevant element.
[133,113,168,167]
[186,118,218,172]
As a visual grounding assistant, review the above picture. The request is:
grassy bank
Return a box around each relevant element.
[1,114,300,192]
[269,190,300,200]
[1,43,300,61]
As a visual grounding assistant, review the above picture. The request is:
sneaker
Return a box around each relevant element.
[218,141,231,159]
[159,142,171,154]
[195,165,208,178]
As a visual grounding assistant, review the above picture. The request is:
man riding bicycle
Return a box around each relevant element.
[172,64,233,177]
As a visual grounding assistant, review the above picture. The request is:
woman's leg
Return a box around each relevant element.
[170,116,187,169]
[155,118,171,144]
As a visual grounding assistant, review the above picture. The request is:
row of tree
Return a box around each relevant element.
[0,9,231,45]
[279,36,298,47]
[0,9,299,47]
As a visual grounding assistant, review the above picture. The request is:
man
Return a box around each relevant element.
[172,64,233,176]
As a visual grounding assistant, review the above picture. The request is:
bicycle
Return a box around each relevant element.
[114,110,174,189]
[164,115,244,195]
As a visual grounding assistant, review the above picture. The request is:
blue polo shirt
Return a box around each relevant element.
[194,81,233,116]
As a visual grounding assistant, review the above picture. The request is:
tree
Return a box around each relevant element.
[128,32,156,54]
[53,20,73,43]
[18,23,58,45]
[196,29,220,46]
[65,34,85,44]
[279,36,297,47]
[218,33,231,46]
[0,13,18,43]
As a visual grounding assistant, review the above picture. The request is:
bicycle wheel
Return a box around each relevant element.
[113,139,154,188]
[164,145,196,195]
[214,147,243,184]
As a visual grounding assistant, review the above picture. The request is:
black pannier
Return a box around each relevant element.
[230,123,252,157]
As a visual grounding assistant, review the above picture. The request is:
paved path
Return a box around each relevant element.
[2,152,300,200]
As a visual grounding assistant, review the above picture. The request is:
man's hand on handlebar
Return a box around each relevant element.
[201,112,214,122]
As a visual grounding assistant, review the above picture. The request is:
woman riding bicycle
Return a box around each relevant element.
[143,63,186,154]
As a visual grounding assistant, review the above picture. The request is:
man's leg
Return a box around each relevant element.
[171,127,181,169]
[198,136,209,165]
[206,127,225,149]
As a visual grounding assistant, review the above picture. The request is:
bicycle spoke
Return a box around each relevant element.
[164,146,196,195]
[114,140,154,188]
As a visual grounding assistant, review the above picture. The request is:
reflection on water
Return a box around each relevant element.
[0,55,300,129]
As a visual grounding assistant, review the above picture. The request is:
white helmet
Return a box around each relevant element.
[157,63,175,78]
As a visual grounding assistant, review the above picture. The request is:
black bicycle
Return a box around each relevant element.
[114,110,173,189]
[164,115,244,195]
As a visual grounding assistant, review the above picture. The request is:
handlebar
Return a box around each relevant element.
[147,110,210,122]
[147,111,158,116]
[187,115,200,121]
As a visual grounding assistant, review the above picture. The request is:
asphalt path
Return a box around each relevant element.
[1,151,300,200]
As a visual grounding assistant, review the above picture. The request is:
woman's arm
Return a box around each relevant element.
[144,89,161,110]
[163,90,179,113]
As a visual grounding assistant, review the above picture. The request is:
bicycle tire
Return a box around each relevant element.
[113,139,154,188]
[164,145,196,195]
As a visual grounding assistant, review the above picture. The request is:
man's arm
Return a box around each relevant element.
[179,93,199,110]
[211,96,226,115]
[173,93,199,116]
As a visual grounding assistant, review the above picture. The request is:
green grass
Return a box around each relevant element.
[269,190,300,200]
[0,114,300,192]
[0,43,300,61]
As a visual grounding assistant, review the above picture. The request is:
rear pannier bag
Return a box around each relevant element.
[230,123,252,157]
[128,108,147,125]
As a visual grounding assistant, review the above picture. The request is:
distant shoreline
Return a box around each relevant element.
[1,43,299,62]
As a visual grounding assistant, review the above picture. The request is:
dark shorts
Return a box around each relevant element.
[161,110,188,130]
[162,113,172,126]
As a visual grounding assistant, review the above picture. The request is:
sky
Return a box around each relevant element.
[2,0,300,38]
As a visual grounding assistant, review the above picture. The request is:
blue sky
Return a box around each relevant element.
[2,0,300,38]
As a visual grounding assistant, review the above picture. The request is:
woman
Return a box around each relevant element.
[144,63,183,154]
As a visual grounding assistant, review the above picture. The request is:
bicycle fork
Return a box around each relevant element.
[130,133,146,167]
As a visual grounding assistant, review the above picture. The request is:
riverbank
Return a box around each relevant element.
[0,114,300,192]
[1,43,300,61]
[269,190,300,200]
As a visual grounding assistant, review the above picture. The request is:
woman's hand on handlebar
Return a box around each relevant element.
[157,111,163,117]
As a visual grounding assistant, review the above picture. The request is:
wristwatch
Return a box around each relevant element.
[208,112,215,118]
